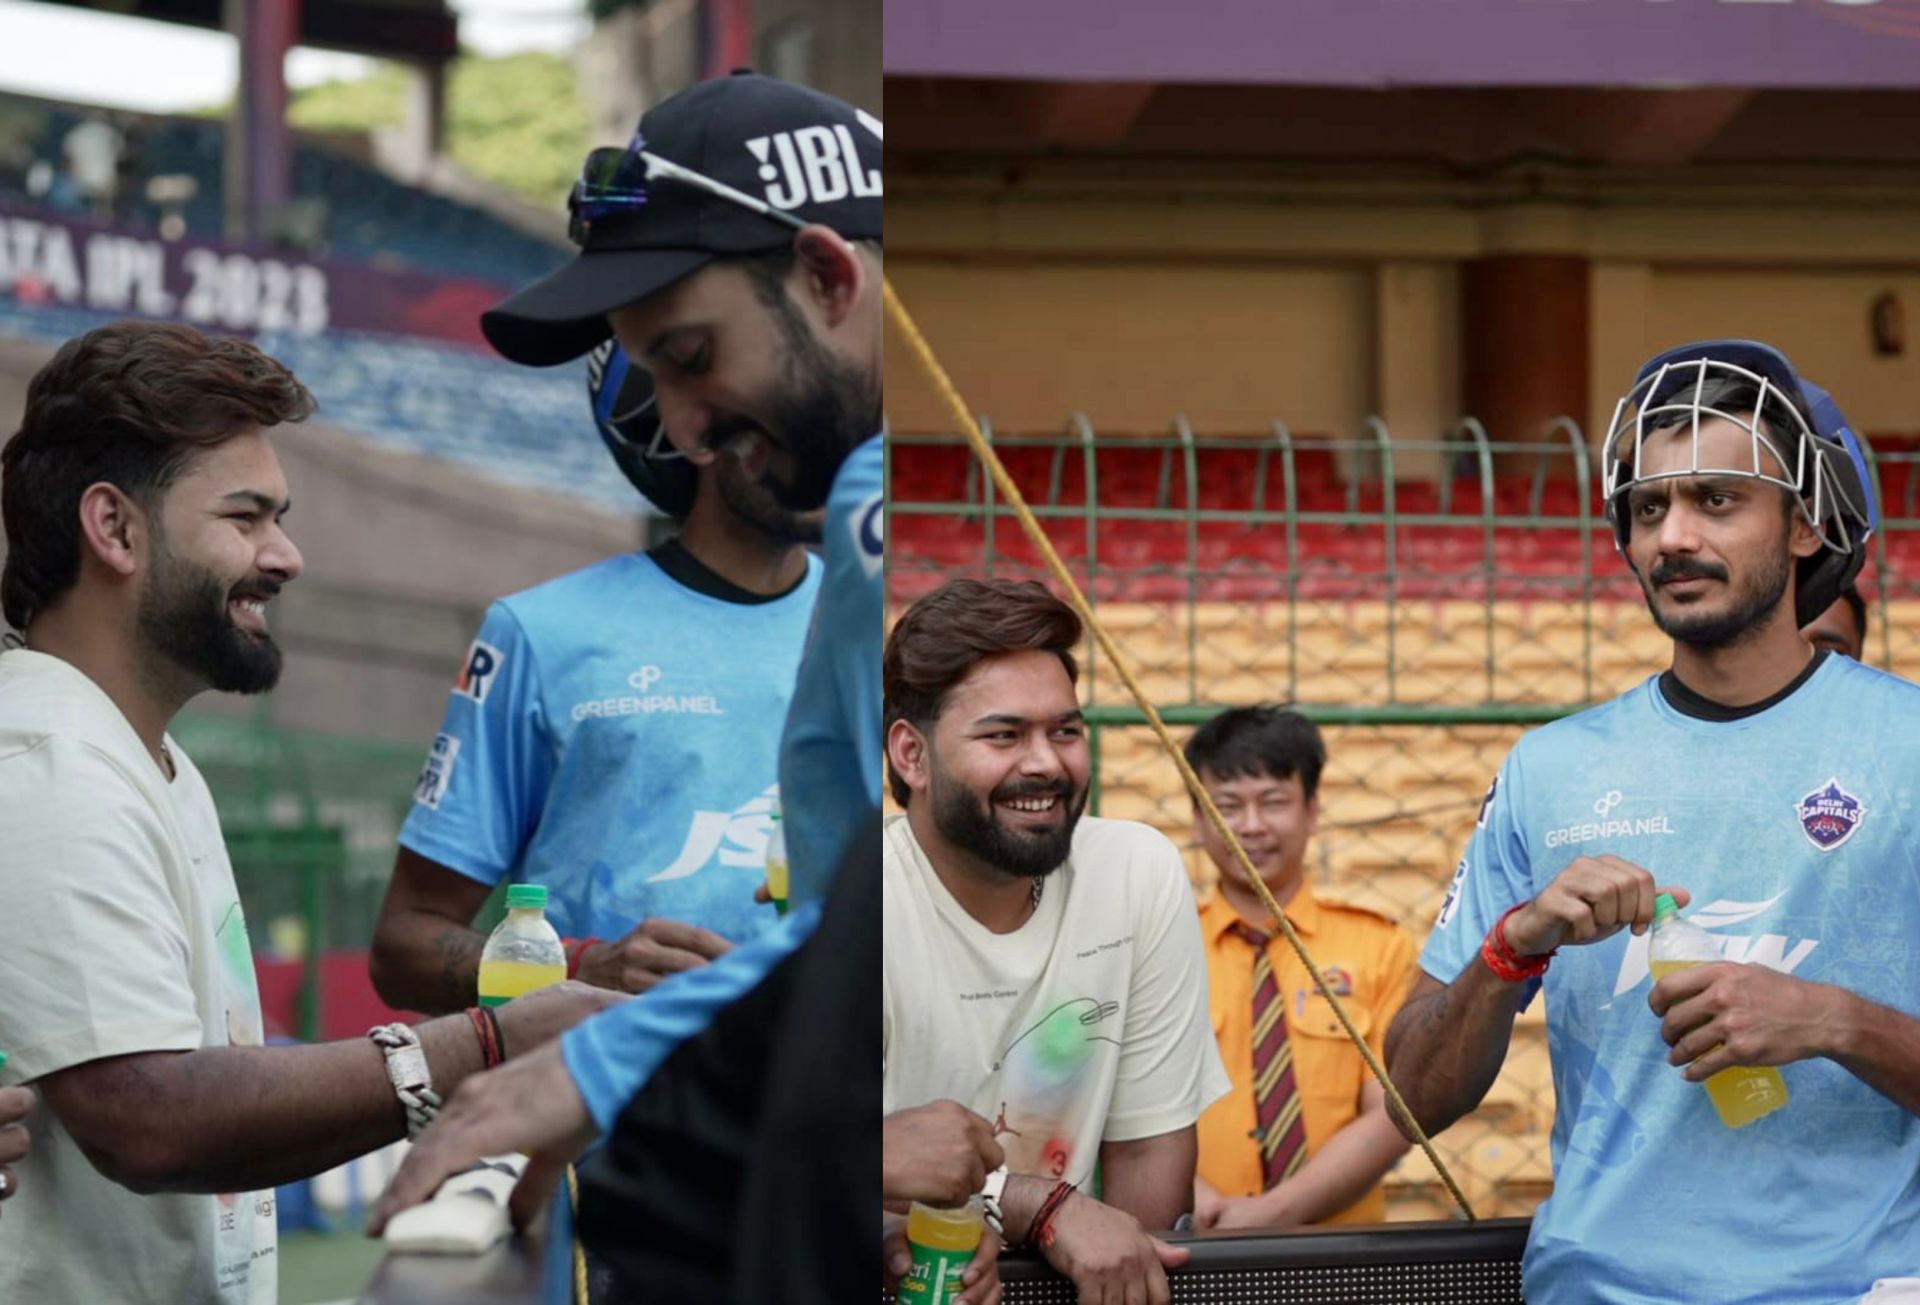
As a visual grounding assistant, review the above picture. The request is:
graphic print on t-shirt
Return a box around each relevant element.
[992,996,1122,1181]
[214,900,263,1050]
[212,897,275,1300]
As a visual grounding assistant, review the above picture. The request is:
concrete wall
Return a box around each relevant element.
[579,0,879,149]
[886,258,1374,438]
[1619,268,1920,436]
[886,186,1920,468]
[756,0,881,114]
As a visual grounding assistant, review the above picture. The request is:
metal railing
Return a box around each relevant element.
[885,416,1920,1219]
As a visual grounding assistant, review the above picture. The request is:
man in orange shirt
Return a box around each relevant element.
[1186,707,1417,1230]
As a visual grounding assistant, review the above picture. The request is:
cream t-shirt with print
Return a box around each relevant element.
[884,813,1230,1190]
[0,650,276,1305]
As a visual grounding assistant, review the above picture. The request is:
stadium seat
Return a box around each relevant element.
[0,91,566,286]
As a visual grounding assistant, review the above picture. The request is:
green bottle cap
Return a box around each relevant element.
[1653,893,1679,920]
[506,883,548,911]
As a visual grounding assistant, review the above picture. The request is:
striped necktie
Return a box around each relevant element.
[1230,921,1309,1189]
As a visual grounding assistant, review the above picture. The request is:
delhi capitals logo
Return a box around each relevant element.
[1796,779,1866,852]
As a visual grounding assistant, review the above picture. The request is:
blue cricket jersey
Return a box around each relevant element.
[398,547,822,945]
[562,435,884,1128]
[1422,653,1920,1304]
[778,432,884,908]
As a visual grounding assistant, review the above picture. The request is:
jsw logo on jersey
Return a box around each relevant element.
[1612,893,1820,996]
[746,122,882,210]
[645,785,779,884]
[853,492,883,580]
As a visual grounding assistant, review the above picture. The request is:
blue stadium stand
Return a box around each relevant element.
[3,91,566,287]
[0,298,636,517]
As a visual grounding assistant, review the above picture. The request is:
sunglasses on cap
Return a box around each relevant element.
[567,132,807,250]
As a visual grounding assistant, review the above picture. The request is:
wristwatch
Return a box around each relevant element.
[369,1023,443,1139]
[980,1164,1008,1236]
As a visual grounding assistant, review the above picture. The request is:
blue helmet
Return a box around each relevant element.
[1601,339,1876,626]
[585,340,697,517]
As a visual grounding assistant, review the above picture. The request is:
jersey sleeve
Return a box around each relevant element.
[1418,749,1540,1002]
[397,602,552,887]
[833,475,883,808]
[0,741,203,1080]
[779,435,883,909]
[561,899,824,1131]
[1103,836,1234,1142]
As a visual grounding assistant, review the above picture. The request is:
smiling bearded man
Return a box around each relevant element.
[0,320,615,1305]
[1385,341,1920,1305]
[880,577,1230,1305]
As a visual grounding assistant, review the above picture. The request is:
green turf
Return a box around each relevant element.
[279,1227,390,1304]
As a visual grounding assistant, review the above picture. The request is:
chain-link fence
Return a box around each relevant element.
[886,420,1920,1221]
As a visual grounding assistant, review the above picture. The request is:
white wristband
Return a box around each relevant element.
[981,1164,1008,1237]
[368,1023,443,1139]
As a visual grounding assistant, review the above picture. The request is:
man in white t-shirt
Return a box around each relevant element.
[883,577,1230,1305]
[0,321,615,1305]
[0,1081,27,1205]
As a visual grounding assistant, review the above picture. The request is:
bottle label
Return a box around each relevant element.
[478,994,511,1008]
[898,1242,975,1304]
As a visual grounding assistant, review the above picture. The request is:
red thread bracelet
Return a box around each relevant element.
[1026,1181,1076,1250]
[1481,903,1554,983]
[564,937,601,980]
[482,1004,506,1062]
[465,1006,503,1068]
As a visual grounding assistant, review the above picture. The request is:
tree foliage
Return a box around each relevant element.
[289,51,591,207]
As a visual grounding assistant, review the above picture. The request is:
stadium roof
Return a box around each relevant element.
[32,0,458,63]
[886,0,1920,90]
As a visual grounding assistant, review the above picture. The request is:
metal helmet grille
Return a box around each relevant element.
[586,340,680,463]
[1601,354,1857,557]
[585,339,697,516]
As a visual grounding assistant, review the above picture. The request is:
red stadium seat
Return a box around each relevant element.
[1196,447,1263,510]
[890,444,971,502]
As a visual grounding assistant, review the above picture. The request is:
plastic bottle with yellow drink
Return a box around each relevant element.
[477,883,567,1007]
[897,1198,984,1305]
[1648,892,1788,1128]
[764,801,789,917]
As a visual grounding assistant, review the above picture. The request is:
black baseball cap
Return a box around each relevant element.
[482,71,884,367]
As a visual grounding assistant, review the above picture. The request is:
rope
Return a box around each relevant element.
[882,276,1478,1224]
[567,1163,588,1304]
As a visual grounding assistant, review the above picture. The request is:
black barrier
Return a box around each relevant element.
[360,1217,1533,1302]
[882,1218,1532,1304]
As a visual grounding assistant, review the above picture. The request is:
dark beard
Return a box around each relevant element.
[1642,547,1792,651]
[751,290,877,514]
[930,769,1085,881]
[138,533,282,695]
[764,350,874,513]
[711,444,824,545]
